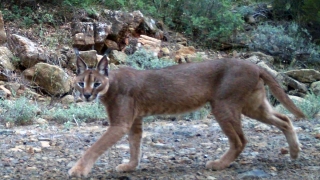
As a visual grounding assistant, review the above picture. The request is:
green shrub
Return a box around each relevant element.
[126,48,176,70]
[0,97,38,125]
[249,22,320,64]
[47,102,106,123]
[303,0,320,24]
[272,0,304,21]
[297,93,320,119]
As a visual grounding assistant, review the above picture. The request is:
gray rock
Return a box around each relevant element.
[9,34,46,68]
[0,11,6,45]
[23,63,72,96]
[285,69,320,83]
[238,169,269,179]
[0,129,15,135]
[311,81,320,96]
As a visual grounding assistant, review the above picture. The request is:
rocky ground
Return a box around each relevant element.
[0,114,320,180]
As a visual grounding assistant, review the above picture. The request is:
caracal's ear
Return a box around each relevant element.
[97,55,109,76]
[75,49,88,75]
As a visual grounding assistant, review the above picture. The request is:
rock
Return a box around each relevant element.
[311,81,320,96]
[280,147,289,154]
[105,39,119,50]
[246,55,261,64]
[109,50,127,64]
[34,118,48,125]
[0,129,15,135]
[0,47,16,81]
[78,50,98,68]
[9,34,46,68]
[94,22,112,43]
[72,22,95,46]
[103,10,144,35]
[0,47,15,70]
[161,47,170,56]
[143,17,159,34]
[0,85,11,98]
[40,141,50,148]
[254,124,271,132]
[61,95,74,105]
[151,142,172,149]
[238,169,269,179]
[285,69,320,83]
[174,46,196,63]
[0,11,6,45]
[23,63,72,96]
[138,35,161,56]
[72,10,144,51]
[246,52,274,64]
[284,75,308,94]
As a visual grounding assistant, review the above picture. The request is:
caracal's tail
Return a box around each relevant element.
[259,68,306,119]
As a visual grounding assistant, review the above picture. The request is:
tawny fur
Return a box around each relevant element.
[68,55,305,177]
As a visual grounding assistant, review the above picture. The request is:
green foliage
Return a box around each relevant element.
[249,22,320,64]
[272,0,304,20]
[1,5,57,28]
[46,102,106,123]
[299,93,320,119]
[303,0,320,24]
[62,0,99,15]
[126,48,176,70]
[272,0,320,25]
[0,97,38,125]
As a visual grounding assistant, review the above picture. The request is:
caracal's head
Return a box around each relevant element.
[75,53,110,102]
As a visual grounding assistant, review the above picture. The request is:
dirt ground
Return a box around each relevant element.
[0,115,320,180]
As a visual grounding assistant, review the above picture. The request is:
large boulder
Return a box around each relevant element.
[0,47,15,81]
[72,10,144,51]
[0,11,6,45]
[9,34,46,68]
[174,46,196,63]
[311,81,320,96]
[109,50,127,64]
[22,63,72,96]
[77,50,98,68]
[285,69,320,83]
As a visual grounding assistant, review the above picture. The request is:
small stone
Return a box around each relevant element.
[26,166,38,171]
[238,169,269,179]
[0,129,15,135]
[315,133,320,139]
[35,118,48,125]
[40,141,50,148]
[280,148,289,155]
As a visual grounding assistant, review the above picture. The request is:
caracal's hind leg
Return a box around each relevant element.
[116,117,143,172]
[243,95,300,159]
[206,103,247,170]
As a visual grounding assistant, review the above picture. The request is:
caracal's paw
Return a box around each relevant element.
[68,160,92,177]
[290,145,301,159]
[116,163,138,172]
[205,160,229,170]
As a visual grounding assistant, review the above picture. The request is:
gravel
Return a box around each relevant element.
[0,116,320,180]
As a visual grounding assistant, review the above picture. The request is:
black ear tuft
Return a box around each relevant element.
[97,55,109,76]
[75,49,88,75]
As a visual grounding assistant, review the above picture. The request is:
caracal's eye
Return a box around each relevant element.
[78,82,84,88]
[93,82,101,88]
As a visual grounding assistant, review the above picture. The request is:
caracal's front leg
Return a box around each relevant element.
[116,117,143,172]
[68,125,129,177]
